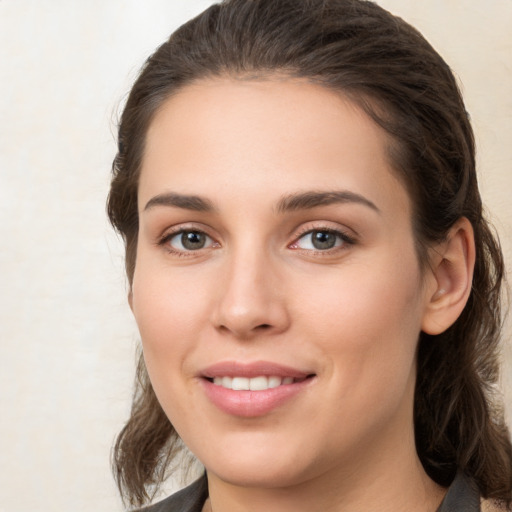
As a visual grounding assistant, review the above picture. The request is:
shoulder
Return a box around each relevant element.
[138,476,208,512]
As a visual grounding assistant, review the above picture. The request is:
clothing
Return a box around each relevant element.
[140,471,481,512]
[140,475,208,512]
[436,472,481,512]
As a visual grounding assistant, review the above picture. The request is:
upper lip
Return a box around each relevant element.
[200,361,314,379]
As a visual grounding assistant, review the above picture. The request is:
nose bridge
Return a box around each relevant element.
[213,238,288,338]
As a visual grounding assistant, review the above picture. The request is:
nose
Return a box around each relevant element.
[212,249,290,340]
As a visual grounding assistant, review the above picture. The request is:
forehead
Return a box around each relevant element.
[140,77,411,218]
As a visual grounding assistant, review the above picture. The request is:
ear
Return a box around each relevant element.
[421,217,475,335]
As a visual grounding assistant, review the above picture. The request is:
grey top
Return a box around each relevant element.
[140,471,480,512]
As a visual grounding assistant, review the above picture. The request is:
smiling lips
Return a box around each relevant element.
[200,361,315,417]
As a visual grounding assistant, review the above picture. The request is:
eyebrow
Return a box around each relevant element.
[143,189,380,215]
[144,192,215,212]
[276,190,380,214]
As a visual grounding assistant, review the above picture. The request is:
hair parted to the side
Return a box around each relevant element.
[107,0,512,508]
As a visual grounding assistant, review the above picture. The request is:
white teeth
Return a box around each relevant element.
[249,376,268,391]
[211,375,297,391]
[232,377,249,390]
[268,376,282,388]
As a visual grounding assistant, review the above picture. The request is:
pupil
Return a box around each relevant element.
[182,231,205,250]
[312,231,336,250]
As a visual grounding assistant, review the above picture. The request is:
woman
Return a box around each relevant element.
[107,0,512,510]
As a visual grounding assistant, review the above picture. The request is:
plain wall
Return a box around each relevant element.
[0,1,510,511]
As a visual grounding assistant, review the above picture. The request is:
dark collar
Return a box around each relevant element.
[437,472,481,512]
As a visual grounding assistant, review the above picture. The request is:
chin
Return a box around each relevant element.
[207,460,312,490]
[194,433,325,490]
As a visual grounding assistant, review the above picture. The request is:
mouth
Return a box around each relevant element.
[200,361,316,417]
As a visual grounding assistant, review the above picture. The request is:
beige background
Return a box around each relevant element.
[0,1,510,511]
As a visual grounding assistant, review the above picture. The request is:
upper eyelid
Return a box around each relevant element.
[158,222,216,240]
[295,225,349,236]
[291,221,358,240]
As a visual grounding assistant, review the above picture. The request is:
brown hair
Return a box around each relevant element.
[107,0,512,507]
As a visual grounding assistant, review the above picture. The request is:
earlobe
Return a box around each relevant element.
[421,217,475,335]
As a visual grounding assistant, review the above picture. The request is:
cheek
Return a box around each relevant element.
[130,264,214,428]
[300,250,424,399]
[130,260,212,370]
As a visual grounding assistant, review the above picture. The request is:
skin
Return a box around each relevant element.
[130,78,473,511]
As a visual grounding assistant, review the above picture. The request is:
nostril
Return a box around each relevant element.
[257,324,272,330]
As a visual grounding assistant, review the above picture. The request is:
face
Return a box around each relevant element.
[131,78,435,489]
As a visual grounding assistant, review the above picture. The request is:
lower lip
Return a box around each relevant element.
[201,378,313,417]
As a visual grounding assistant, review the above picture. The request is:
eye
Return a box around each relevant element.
[165,230,215,252]
[292,229,352,251]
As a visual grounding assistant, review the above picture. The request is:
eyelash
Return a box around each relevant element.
[157,225,357,257]
[289,227,356,254]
